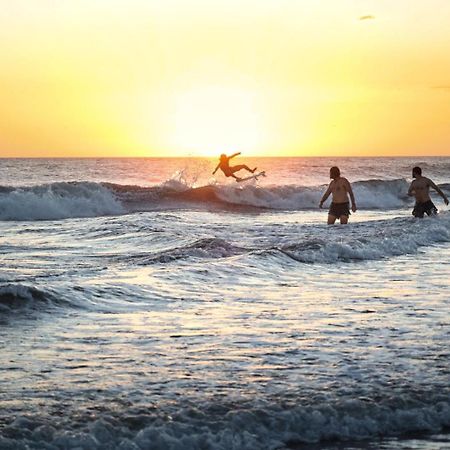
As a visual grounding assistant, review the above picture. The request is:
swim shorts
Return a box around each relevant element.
[329,202,350,218]
[412,200,437,218]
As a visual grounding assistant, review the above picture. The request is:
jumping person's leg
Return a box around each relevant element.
[231,165,256,174]
[339,215,349,224]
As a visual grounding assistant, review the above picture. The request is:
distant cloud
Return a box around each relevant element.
[359,15,375,21]
[432,86,450,91]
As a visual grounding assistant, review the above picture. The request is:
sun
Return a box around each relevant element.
[169,84,265,157]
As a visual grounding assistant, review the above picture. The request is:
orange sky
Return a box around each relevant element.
[0,0,449,157]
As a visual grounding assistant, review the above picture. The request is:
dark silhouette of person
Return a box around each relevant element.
[319,166,357,224]
[212,152,256,181]
[408,166,448,218]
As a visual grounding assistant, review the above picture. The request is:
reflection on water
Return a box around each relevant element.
[1,157,449,448]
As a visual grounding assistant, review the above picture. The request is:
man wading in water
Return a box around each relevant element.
[408,166,449,218]
[319,166,357,224]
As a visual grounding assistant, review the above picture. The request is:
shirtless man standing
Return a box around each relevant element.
[408,166,449,218]
[319,166,357,224]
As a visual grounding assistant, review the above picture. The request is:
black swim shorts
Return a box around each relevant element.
[412,200,437,218]
[329,202,350,218]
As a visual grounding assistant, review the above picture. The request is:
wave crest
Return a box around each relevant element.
[1,178,446,220]
[278,214,450,263]
[0,284,60,312]
[0,182,124,221]
[1,397,449,449]
[126,237,245,265]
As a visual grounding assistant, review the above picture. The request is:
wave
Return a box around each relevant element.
[1,395,449,449]
[275,213,450,263]
[116,214,450,266]
[0,182,124,221]
[210,178,412,211]
[126,237,246,265]
[0,283,151,315]
[0,284,63,312]
[1,178,448,221]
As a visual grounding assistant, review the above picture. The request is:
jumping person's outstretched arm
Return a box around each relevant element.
[212,163,220,175]
[229,152,241,159]
[319,183,332,208]
[345,178,357,212]
[428,178,449,205]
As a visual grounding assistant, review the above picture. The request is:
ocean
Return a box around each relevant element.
[0,157,449,449]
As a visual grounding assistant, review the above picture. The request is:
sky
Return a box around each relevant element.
[0,0,449,157]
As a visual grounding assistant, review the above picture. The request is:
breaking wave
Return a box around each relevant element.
[0,283,156,315]
[125,237,246,265]
[0,284,63,312]
[1,395,449,449]
[0,182,124,221]
[1,178,447,221]
[118,214,450,266]
[276,213,450,263]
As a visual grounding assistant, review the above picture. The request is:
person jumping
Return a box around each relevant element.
[212,152,256,181]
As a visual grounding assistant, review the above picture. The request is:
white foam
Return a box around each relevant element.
[213,179,410,210]
[2,399,450,449]
[0,182,124,221]
[280,213,450,263]
[0,178,444,220]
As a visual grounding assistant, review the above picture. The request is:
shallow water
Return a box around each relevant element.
[1,157,449,449]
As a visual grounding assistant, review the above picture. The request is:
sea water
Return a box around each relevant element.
[0,157,449,449]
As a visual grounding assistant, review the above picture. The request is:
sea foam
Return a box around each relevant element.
[0,182,124,221]
[0,178,447,221]
[278,213,450,263]
[1,397,449,449]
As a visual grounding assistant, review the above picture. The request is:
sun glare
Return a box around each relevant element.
[170,85,265,157]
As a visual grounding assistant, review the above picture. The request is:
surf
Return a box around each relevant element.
[1,178,448,221]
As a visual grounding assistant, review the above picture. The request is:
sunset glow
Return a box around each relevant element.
[1,0,449,157]
[170,84,265,156]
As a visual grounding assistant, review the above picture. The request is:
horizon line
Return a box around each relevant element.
[0,154,449,159]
